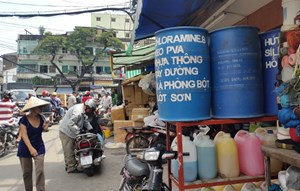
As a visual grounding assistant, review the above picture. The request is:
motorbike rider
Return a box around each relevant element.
[0,90,21,125]
[81,91,92,103]
[40,90,53,128]
[59,99,98,173]
[50,92,64,121]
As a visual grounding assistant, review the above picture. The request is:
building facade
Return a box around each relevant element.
[16,30,113,92]
[91,13,133,44]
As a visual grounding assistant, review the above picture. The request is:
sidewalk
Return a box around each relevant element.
[0,124,126,191]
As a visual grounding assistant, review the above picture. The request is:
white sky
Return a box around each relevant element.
[0,0,130,55]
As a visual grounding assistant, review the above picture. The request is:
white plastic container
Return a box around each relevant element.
[171,135,197,182]
[255,129,283,174]
[241,183,262,191]
[223,185,236,191]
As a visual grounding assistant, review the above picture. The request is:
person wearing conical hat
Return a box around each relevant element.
[17,97,50,191]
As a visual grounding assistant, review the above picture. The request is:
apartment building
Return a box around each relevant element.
[16,30,113,91]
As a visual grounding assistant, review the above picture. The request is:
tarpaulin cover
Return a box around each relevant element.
[134,0,210,41]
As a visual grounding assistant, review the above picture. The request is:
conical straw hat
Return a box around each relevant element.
[22,97,50,112]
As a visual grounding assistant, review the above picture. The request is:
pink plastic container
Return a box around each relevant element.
[234,130,264,176]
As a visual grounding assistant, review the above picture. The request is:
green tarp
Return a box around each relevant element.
[112,43,155,70]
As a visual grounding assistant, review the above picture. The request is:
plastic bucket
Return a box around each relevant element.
[103,129,111,138]
[260,28,280,116]
[210,26,264,118]
[155,26,211,121]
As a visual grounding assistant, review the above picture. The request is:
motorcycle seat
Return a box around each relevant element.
[125,155,150,178]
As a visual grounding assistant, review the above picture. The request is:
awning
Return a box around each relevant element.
[35,87,56,95]
[132,0,212,41]
[112,43,155,70]
[56,87,73,94]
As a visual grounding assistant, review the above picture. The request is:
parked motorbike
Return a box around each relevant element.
[74,132,104,176]
[0,123,19,157]
[118,154,150,191]
[119,145,188,191]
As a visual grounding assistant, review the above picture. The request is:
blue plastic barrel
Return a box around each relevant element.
[260,28,280,116]
[210,26,264,118]
[155,26,210,121]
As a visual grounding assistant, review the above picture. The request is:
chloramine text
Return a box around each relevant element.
[156,34,206,46]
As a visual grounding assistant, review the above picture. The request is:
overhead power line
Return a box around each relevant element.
[0,1,89,8]
[0,7,133,20]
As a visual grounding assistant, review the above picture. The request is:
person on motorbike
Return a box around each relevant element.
[58,99,98,173]
[0,90,21,126]
[50,92,64,121]
[81,91,92,103]
[40,90,53,128]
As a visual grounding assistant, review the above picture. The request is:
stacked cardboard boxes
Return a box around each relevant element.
[122,76,154,119]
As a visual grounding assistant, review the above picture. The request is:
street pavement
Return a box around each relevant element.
[0,124,127,191]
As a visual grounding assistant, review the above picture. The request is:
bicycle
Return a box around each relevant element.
[121,125,176,155]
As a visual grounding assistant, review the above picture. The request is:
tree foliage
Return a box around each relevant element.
[34,27,124,91]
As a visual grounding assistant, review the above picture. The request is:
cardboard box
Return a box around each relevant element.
[113,120,134,143]
[131,114,145,122]
[122,85,135,105]
[132,108,150,116]
[57,93,67,108]
[133,121,144,126]
[134,83,143,105]
[111,105,126,122]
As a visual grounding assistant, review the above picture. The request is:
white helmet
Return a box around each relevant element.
[84,99,97,111]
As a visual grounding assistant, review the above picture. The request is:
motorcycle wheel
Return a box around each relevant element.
[126,136,149,155]
[0,135,6,157]
[84,167,94,177]
[118,177,126,191]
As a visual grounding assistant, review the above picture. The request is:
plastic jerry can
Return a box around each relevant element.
[234,130,264,176]
[241,183,262,191]
[212,185,225,191]
[171,135,197,182]
[193,133,217,179]
[254,127,267,140]
[233,183,244,191]
[260,130,283,173]
[223,185,236,191]
[213,131,239,178]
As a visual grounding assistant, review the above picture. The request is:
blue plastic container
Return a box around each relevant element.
[155,26,211,121]
[260,28,280,116]
[210,26,264,118]
[193,134,217,179]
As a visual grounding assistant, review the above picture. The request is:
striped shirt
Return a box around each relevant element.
[0,101,18,125]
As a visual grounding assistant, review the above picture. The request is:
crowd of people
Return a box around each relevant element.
[0,88,117,190]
